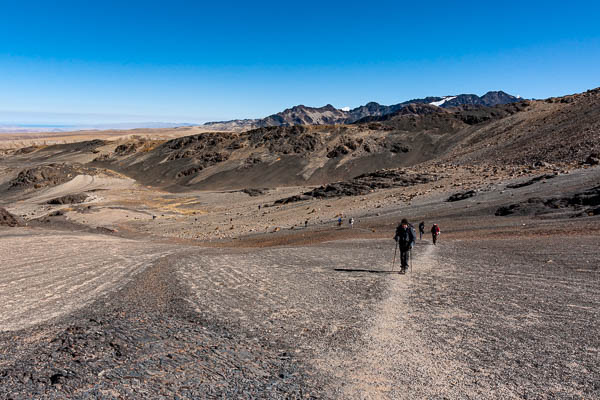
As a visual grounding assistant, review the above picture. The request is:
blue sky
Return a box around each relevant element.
[0,1,599,124]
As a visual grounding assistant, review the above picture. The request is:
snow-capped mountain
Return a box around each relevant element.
[204,91,522,130]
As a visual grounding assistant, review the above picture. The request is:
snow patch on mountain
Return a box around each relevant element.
[430,96,457,107]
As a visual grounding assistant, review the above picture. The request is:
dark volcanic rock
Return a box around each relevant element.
[164,133,227,151]
[242,188,268,197]
[114,142,139,156]
[452,101,530,125]
[549,185,600,208]
[48,210,66,217]
[8,164,99,190]
[0,208,23,227]
[506,174,556,189]
[495,203,531,216]
[9,164,74,189]
[274,169,437,203]
[162,134,235,173]
[241,155,262,169]
[308,170,436,199]
[326,144,350,158]
[389,143,410,154]
[274,195,311,204]
[496,185,600,217]
[248,126,323,155]
[47,194,89,205]
[175,166,203,178]
[584,153,600,166]
[447,190,476,202]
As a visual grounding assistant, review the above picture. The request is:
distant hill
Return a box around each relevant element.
[0,122,198,134]
[204,91,522,130]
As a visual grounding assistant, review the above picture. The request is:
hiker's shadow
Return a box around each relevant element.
[334,268,398,274]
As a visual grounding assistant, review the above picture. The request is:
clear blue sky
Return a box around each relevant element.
[1,0,599,124]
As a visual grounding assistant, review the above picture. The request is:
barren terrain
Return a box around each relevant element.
[1,89,599,398]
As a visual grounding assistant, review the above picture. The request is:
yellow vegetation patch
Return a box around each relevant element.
[118,194,207,215]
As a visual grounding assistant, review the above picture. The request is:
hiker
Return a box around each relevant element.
[305,219,309,228]
[431,223,440,245]
[418,221,425,240]
[349,217,354,228]
[394,218,416,274]
[338,216,343,227]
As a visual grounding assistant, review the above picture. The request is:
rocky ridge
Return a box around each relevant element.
[204,91,522,130]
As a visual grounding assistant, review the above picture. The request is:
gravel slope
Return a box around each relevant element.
[1,228,599,398]
[0,228,174,331]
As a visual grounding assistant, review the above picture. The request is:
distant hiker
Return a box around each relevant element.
[418,221,425,240]
[258,205,261,210]
[431,223,440,245]
[349,217,354,228]
[394,218,416,274]
[305,219,309,228]
[338,216,343,227]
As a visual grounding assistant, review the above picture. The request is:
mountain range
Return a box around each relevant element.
[204,91,522,130]
[3,88,598,194]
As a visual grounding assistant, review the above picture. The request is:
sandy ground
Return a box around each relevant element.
[0,126,217,149]
[0,228,175,331]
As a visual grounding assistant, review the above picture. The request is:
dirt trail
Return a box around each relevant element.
[328,235,600,399]
[322,243,478,399]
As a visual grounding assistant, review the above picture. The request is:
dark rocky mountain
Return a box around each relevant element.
[355,102,529,128]
[400,91,521,108]
[204,91,522,130]
[257,104,348,127]
[344,102,405,122]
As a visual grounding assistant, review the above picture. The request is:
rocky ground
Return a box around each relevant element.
[1,163,599,398]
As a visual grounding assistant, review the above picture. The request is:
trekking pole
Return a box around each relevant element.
[410,249,413,274]
[391,241,398,271]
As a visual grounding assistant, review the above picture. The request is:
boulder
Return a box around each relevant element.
[0,208,23,227]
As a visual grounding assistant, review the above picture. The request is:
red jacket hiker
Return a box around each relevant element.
[431,224,440,245]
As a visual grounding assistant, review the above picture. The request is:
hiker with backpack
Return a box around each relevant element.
[431,223,440,245]
[418,221,425,240]
[394,218,416,274]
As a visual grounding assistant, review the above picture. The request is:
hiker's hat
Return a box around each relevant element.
[401,218,408,225]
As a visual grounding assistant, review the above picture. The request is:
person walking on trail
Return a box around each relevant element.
[431,223,440,245]
[338,216,343,227]
[394,218,416,274]
[418,221,425,240]
[349,217,354,228]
